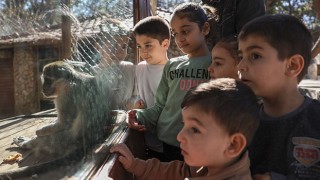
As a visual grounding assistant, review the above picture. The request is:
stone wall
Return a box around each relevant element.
[13,43,40,115]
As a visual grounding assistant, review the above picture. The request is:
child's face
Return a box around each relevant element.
[136,34,168,65]
[237,35,288,97]
[99,36,128,64]
[177,105,231,169]
[170,17,208,57]
[208,45,239,80]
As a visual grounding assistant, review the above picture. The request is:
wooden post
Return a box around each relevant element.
[61,0,72,60]
[150,0,157,15]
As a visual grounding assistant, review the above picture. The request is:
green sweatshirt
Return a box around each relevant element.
[136,55,211,147]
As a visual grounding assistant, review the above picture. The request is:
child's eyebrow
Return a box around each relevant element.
[213,56,225,61]
[180,24,192,29]
[188,117,205,127]
[172,24,192,31]
[245,45,264,52]
[137,41,152,46]
[238,44,264,54]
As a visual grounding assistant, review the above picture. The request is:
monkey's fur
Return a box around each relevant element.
[14,61,115,157]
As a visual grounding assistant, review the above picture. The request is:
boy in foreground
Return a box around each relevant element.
[237,14,320,179]
[111,78,260,179]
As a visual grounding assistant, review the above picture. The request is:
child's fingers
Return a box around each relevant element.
[127,110,137,116]
[118,156,126,164]
[126,111,146,131]
[118,156,131,170]
[110,143,126,153]
[137,126,146,131]
[110,143,131,157]
[128,122,146,131]
[110,143,134,169]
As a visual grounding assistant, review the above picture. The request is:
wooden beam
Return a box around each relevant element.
[61,0,72,60]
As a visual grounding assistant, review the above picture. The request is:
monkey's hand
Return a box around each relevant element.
[126,110,146,131]
[12,136,31,149]
[110,143,136,170]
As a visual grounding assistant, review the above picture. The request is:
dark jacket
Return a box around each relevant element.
[249,97,320,179]
[202,0,265,37]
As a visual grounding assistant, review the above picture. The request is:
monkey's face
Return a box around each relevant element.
[41,61,74,98]
[41,75,71,98]
[41,76,57,97]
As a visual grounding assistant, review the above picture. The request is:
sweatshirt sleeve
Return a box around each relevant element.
[127,158,190,180]
[135,62,170,132]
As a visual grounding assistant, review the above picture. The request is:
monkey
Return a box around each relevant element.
[12,60,116,157]
[1,61,122,179]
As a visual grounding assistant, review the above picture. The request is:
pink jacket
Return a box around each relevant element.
[126,151,252,180]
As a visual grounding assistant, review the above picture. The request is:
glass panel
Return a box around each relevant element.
[0,1,135,178]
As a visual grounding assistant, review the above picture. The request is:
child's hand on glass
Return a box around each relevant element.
[110,143,135,170]
[126,110,146,131]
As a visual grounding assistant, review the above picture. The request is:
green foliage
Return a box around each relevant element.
[71,0,133,19]
[267,0,319,30]
[0,0,60,19]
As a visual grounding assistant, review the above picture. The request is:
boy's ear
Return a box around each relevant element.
[285,54,304,77]
[161,39,170,49]
[202,22,210,36]
[224,133,247,158]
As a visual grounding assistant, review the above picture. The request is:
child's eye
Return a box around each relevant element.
[181,30,189,36]
[171,32,177,37]
[145,44,152,49]
[191,127,200,133]
[136,45,141,49]
[213,61,222,66]
[249,53,261,60]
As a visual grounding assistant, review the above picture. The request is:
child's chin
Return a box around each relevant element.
[183,156,193,164]
[185,160,199,167]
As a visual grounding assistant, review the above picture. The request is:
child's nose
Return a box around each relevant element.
[175,35,185,43]
[237,60,247,72]
[139,47,148,54]
[177,129,185,143]
[208,64,214,72]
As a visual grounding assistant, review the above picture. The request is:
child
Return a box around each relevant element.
[237,14,320,179]
[92,18,135,110]
[127,3,212,161]
[111,78,260,179]
[208,36,240,80]
[132,16,171,161]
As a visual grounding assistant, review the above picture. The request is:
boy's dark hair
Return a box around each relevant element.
[133,16,170,43]
[238,14,313,82]
[181,78,259,145]
[215,36,239,62]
